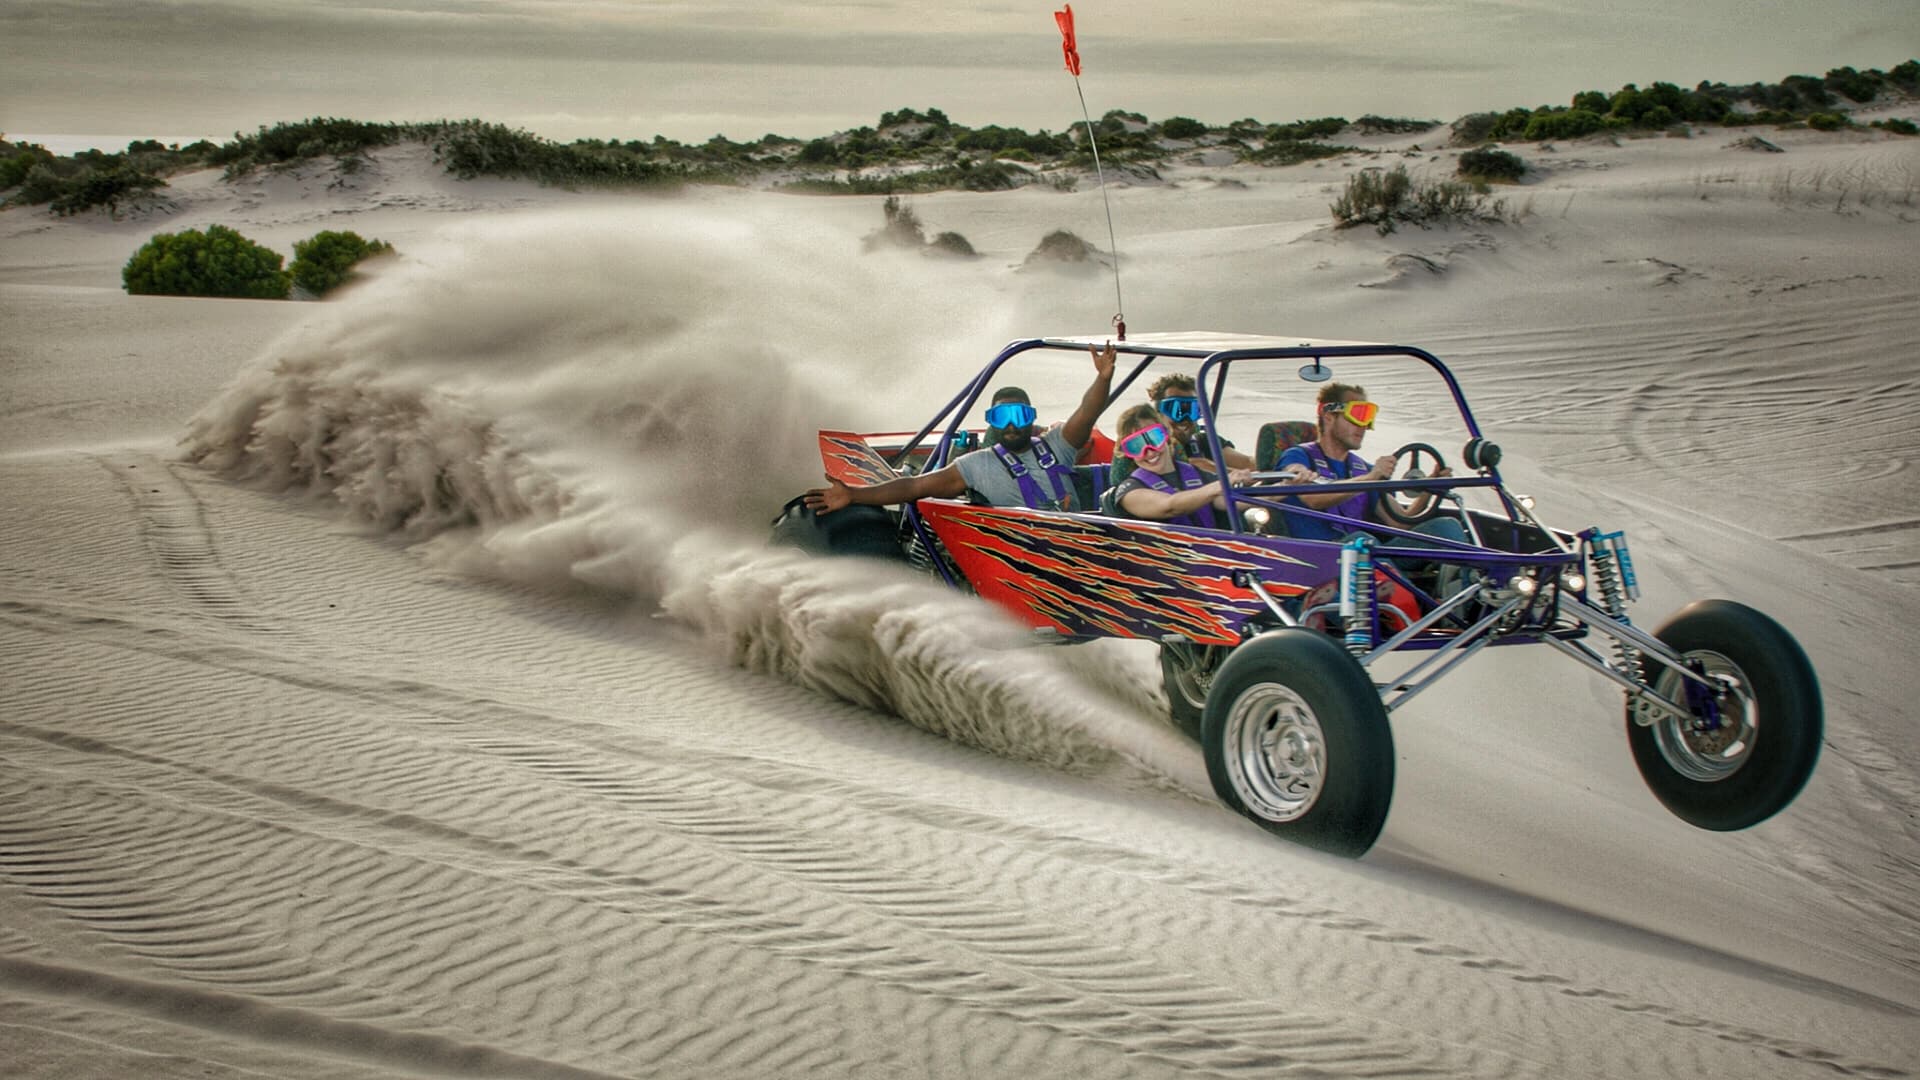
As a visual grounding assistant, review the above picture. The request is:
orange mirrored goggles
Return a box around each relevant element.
[1322,400,1379,428]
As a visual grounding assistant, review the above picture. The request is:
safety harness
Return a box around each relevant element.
[1129,462,1218,529]
[993,438,1077,511]
[1282,442,1372,536]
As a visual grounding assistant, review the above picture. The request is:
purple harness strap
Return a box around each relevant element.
[1298,443,1371,521]
[993,438,1076,510]
[1132,462,1218,529]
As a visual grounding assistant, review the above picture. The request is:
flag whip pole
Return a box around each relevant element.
[1055,5,1125,340]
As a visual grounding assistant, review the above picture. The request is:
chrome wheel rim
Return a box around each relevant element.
[1652,650,1758,782]
[1223,683,1325,822]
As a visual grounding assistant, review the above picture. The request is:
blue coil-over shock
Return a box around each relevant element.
[1340,534,1375,657]
[1586,529,1649,710]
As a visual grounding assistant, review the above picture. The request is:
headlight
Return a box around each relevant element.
[1242,506,1272,530]
[1560,570,1586,593]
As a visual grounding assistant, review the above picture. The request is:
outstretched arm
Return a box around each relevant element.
[804,463,968,514]
[1061,341,1117,453]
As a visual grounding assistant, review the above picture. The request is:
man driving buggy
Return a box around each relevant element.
[1275,382,1468,550]
[804,342,1116,515]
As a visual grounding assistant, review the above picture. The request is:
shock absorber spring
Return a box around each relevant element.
[1341,534,1375,657]
[1587,530,1640,676]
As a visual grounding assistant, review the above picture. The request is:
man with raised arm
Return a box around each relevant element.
[805,342,1116,514]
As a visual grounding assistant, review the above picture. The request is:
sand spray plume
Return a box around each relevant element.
[179,206,1200,785]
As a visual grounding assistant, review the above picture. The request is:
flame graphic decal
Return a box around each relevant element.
[920,502,1332,645]
[819,431,900,487]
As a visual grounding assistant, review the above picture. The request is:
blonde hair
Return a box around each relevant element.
[1117,403,1162,437]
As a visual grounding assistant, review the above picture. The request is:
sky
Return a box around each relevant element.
[3,0,1916,152]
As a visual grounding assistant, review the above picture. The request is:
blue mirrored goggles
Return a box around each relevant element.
[983,401,1038,430]
[1156,395,1202,423]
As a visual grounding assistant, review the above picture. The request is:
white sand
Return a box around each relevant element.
[4,120,1919,1077]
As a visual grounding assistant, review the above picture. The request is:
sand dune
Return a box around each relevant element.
[4,123,1919,1077]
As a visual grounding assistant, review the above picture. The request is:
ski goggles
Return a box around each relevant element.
[1322,399,1379,428]
[1156,395,1202,423]
[983,401,1038,430]
[1119,424,1170,459]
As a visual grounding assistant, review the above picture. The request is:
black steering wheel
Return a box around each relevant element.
[1377,442,1450,527]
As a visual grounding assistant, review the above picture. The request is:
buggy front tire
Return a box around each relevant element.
[1626,600,1822,831]
[1202,630,1394,857]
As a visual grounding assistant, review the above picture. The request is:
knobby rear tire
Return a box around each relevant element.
[770,499,906,561]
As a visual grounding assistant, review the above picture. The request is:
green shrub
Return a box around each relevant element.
[211,118,411,176]
[1158,116,1208,140]
[4,158,166,216]
[426,120,675,188]
[1244,140,1354,165]
[289,230,394,295]
[1449,113,1500,145]
[1824,66,1881,103]
[1457,146,1526,181]
[1268,117,1347,140]
[1783,75,1834,108]
[122,225,291,299]
[1807,112,1848,131]
[1355,115,1438,135]
[1330,165,1504,235]
[1571,91,1611,114]
[49,165,165,216]
[927,231,976,257]
[1,143,55,188]
[1331,167,1413,233]
[1522,109,1603,141]
[1873,118,1918,136]
[10,164,66,204]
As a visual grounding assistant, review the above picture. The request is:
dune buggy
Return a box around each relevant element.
[773,333,1822,857]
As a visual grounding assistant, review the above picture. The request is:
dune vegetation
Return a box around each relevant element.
[3,61,1915,216]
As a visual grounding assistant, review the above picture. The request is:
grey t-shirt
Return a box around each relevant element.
[953,427,1081,509]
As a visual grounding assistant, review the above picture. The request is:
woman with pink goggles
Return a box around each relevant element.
[1105,403,1253,527]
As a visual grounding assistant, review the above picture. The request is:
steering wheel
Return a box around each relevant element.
[1377,442,1450,527]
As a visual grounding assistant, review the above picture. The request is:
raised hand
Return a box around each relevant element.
[1089,340,1116,380]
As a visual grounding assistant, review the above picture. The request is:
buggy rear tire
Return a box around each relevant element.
[770,499,906,561]
[1201,630,1394,857]
[1626,600,1821,831]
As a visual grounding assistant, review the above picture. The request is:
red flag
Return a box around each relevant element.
[1055,5,1081,76]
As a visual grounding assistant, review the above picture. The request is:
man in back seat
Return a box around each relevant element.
[805,342,1116,515]
[1149,372,1254,471]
